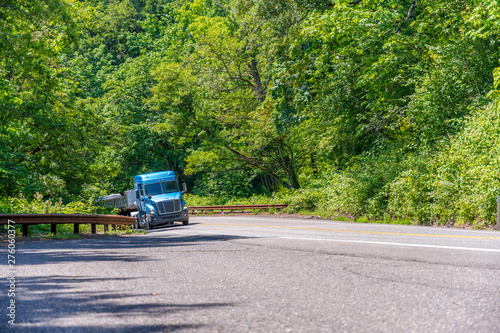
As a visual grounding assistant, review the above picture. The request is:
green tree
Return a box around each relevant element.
[150,0,333,189]
[0,0,100,199]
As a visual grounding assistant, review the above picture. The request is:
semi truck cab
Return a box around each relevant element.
[134,171,189,229]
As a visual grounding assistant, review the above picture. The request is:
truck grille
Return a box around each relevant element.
[157,199,181,215]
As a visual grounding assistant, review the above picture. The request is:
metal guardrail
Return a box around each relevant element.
[0,204,288,237]
[0,214,136,237]
[188,204,288,214]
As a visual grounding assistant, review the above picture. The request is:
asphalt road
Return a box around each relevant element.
[2,215,500,332]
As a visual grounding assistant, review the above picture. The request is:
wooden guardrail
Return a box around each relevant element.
[0,214,136,237]
[188,204,288,214]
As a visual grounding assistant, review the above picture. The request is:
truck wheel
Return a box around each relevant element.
[182,219,189,225]
[146,214,153,230]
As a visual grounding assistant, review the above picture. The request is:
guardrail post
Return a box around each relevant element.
[91,223,97,234]
[51,224,57,235]
[104,224,109,232]
[74,223,80,234]
[23,224,29,237]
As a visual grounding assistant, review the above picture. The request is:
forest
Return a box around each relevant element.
[2,0,500,227]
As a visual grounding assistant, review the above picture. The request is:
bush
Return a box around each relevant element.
[183,103,500,228]
[385,102,500,226]
[0,193,115,215]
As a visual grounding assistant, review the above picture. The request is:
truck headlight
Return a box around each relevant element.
[150,209,157,215]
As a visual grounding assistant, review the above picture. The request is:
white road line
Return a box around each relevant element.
[279,236,500,253]
[193,230,500,253]
[193,216,499,234]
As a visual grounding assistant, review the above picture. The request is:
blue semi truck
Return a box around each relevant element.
[134,171,189,229]
[99,170,189,229]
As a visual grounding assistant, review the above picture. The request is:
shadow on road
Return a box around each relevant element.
[0,229,247,331]
[5,324,204,333]
[14,233,254,265]
[1,276,234,332]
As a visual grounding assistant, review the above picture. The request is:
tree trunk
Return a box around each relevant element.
[248,58,266,103]
[261,173,277,193]
[285,159,300,189]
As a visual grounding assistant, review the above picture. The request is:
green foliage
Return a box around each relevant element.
[387,102,500,226]
[0,192,114,214]
[0,0,102,199]
[315,102,500,227]
[191,169,258,199]
[3,0,500,228]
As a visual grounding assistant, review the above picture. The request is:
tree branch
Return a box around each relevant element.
[396,0,416,33]
[213,0,239,28]
[217,83,248,93]
[224,144,293,189]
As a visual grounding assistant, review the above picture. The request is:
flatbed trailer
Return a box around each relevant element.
[97,191,137,216]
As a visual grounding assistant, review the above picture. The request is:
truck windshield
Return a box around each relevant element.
[144,181,179,196]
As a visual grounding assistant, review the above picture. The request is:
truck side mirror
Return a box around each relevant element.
[182,183,187,193]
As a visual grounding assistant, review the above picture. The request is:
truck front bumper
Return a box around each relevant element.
[150,209,189,225]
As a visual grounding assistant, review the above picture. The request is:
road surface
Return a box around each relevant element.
[2,215,500,332]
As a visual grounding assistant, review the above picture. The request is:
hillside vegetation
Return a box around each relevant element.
[2,0,500,227]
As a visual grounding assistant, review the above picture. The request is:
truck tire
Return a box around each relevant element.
[146,214,153,230]
[182,219,189,225]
